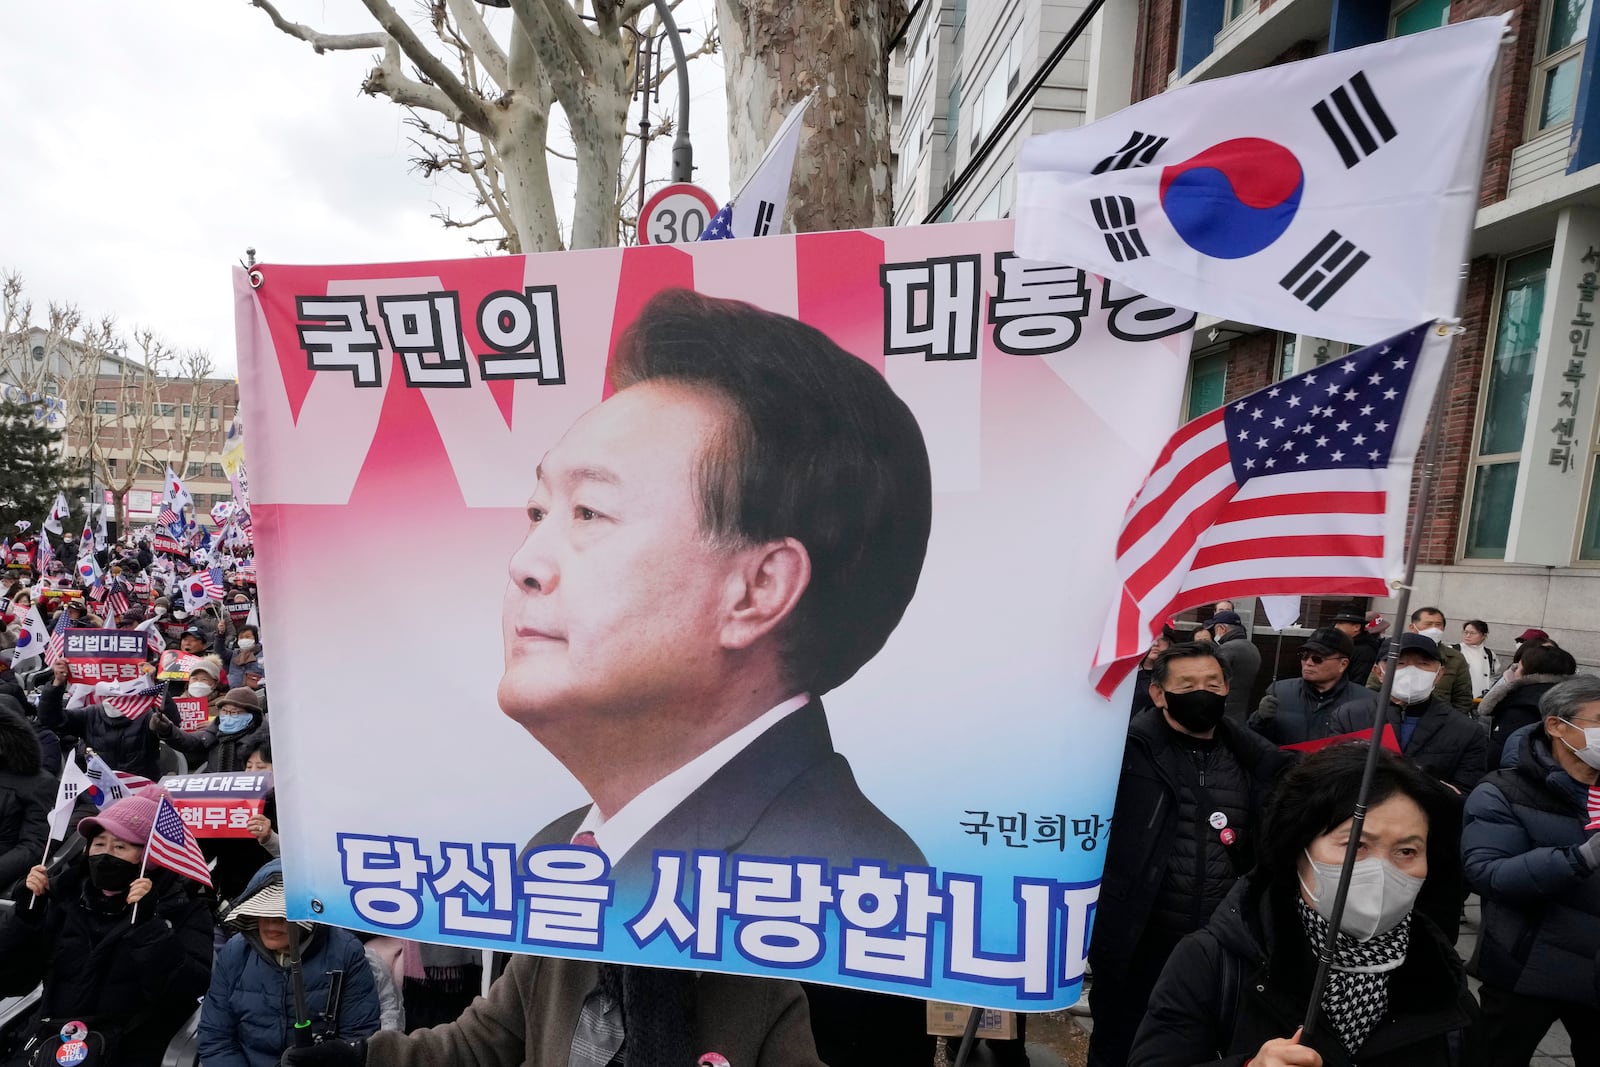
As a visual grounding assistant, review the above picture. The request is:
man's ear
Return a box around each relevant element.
[720,538,811,651]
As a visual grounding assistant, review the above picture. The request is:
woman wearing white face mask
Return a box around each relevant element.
[1131,744,1473,1067]
[1462,675,1600,1066]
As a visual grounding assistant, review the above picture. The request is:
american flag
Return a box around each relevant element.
[106,582,131,620]
[103,675,165,721]
[699,202,735,241]
[44,608,71,665]
[1092,322,1449,696]
[36,534,54,575]
[146,793,213,887]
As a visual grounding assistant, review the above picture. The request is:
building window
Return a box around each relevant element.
[1464,247,1552,558]
[1274,334,1297,380]
[95,401,117,416]
[209,463,225,478]
[106,457,118,474]
[970,35,1019,152]
[210,405,220,419]
[125,403,141,417]
[155,402,176,417]
[1532,0,1592,133]
[1228,0,1256,23]
[945,77,962,155]
[1389,0,1450,37]
[186,462,205,478]
[1187,351,1229,419]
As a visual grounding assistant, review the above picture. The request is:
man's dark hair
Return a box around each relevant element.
[1258,743,1454,891]
[1511,638,1557,666]
[609,289,933,696]
[1150,641,1231,687]
[1411,606,1446,624]
[248,740,272,765]
[1520,642,1577,678]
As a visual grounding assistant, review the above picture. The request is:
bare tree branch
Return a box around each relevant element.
[366,40,464,120]
[510,0,597,80]
[250,0,388,52]
[444,0,510,89]
[357,0,493,132]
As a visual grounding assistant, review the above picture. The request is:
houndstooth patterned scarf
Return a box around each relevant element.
[1297,900,1410,1053]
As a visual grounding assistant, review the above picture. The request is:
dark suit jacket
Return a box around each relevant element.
[531,700,925,888]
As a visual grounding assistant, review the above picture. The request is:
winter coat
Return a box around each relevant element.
[1130,878,1476,1067]
[1368,642,1474,713]
[35,683,166,782]
[1346,632,1381,689]
[0,703,53,893]
[222,642,263,689]
[0,864,214,1067]
[1330,695,1489,795]
[198,865,382,1067]
[1213,629,1263,725]
[1462,725,1600,1007]
[1249,676,1379,746]
[1091,707,1293,982]
[1479,673,1567,770]
[153,712,266,774]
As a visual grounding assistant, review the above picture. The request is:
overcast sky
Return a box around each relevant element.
[1,0,728,377]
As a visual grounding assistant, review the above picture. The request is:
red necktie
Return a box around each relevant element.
[572,831,599,849]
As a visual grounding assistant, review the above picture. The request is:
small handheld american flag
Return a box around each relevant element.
[43,609,71,665]
[1092,321,1451,696]
[146,793,212,887]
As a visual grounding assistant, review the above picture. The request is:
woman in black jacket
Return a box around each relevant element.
[1131,744,1475,1067]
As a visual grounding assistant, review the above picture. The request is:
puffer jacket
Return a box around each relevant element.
[153,712,267,774]
[1130,878,1475,1067]
[1090,707,1293,982]
[0,864,214,1067]
[1462,725,1600,1007]
[1249,676,1379,746]
[197,862,382,1067]
[1330,696,1489,795]
[1480,673,1568,770]
[0,702,53,893]
[35,682,167,781]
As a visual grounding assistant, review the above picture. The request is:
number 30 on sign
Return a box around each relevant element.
[639,183,719,245]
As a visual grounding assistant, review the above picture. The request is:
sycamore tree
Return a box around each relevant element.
[0,399,76,534]
[250,0,715,252]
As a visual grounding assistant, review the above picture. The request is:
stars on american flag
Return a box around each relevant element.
[1225,327,1424,484]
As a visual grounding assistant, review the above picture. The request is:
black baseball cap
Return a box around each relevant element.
[1300,627,1354,659]
[1396,632,1442,661]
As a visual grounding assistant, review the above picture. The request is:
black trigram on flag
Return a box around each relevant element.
[1312,71,1397,168]
[1090,196,1150,263]
[1280,230,1370,309]
[753,200,776,237]
[1091,130,1169,174]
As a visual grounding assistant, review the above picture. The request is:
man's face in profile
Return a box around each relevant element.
[497,381,746,730]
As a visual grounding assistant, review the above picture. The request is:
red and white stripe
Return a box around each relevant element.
[147,794,213,887]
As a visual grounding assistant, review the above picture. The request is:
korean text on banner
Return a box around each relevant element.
[63,628,150,685]
[159,772,273,839]
[235,221,1195,1010]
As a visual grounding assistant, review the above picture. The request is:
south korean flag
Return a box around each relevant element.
[1015,15,1507,344]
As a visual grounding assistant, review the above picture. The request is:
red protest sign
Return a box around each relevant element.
[64,628,150,684]
[153,533,186,557]
[158,649,202,680]
[173,695,210,731]
[158,771,273,839]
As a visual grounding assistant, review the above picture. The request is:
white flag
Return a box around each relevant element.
[699,93,814,241]
[47,758,94,842]
[164,465,194,517]
[13,605,50,663]
[43,492,70,535]
[1015,16,1507,344]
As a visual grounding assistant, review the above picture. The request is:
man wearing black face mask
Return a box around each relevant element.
[1087,643,1294,1067]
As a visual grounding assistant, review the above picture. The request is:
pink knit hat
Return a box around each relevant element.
[78,793,159,845]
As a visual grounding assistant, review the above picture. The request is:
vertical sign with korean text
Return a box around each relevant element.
[236,222,1194,1010]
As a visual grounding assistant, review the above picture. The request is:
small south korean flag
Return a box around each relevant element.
[1015,15,1508,344]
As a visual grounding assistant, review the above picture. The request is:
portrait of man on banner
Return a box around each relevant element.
[500,289,931,883]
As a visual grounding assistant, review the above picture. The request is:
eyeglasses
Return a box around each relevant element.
[1298,651,1330,664]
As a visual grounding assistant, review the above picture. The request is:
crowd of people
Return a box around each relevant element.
[2,522,1598,1067]
[1103,604,1599,1067]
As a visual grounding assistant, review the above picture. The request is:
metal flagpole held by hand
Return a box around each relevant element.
[287,920,314,1047]
[1299,321,1459,1040]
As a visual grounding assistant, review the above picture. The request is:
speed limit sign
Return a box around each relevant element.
[639,183,720,245]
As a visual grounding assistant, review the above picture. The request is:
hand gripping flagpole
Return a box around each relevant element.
[1299,321,1457,1040]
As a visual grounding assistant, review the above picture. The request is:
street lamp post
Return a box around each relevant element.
[472,0,692,182]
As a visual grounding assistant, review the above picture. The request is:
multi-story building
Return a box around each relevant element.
[1,325,238,532]
[890,0,1600,675]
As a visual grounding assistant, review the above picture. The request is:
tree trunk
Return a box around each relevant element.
[567,60,632,250]
[495,107,562,253]
[717,0,905,233]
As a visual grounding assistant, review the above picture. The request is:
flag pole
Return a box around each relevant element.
[130,809,157,926]
[1299,320,1457,1040]
[286,921,315,1047]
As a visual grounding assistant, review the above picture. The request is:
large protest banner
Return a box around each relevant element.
[235,220,1194,1009]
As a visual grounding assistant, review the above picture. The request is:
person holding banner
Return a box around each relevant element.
[0,793,215,1067]
[38,661,172,783]
[154,687,266,775]
[0,701,51,896]
[1129,744,1474,1067]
